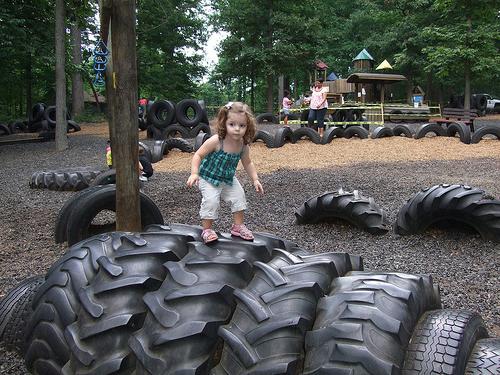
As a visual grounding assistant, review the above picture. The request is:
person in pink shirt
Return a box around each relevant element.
[308,79,328,137]
[282,90,293,125]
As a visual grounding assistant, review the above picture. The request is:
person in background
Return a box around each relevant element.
[105,140,153,181]
[186,101,264,244]
[308,79,328,138]
[282,90,293,125]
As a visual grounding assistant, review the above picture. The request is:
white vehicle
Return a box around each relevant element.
[485,94,500,112]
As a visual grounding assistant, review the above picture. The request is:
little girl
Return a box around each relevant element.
[187,102,264,244]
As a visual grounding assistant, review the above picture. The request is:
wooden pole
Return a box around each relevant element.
[55,0,68,151]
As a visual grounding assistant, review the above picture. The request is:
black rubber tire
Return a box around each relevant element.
[188,122,211,138]
[148,100,176,129]
[415,123,447,139]
[255,112,278,124]
[0,123,11,136]
[176,99,203,128]
[138,141,152,163]
[54,186,108,244]
[194,132,211,152]
[321,126,344,144]
[129,233,277,374]
[371,126,394,139]
[447,121,472,144]
[43,106,57,127]
[152,140,165,163]
[25,230,196,375]
[389,109,403,123]
[163,123,190,139]
[0,276,44,354]
[138,117,148,131]
[343,125,369,139]
[403,309,489,374]
[30,168,101,191]
[394,184,500,241]
[212,251,362,375]
[333,109,347,122]
[66,120,81,133]
[274,126,294,148]
[146,124,164,140]
[295,189,391,235]
[393,124,413,138]
[465,338,500,374]
[29,103,46,124]
[9,121,27,134]
[471,125,500,144]
[65,184,164,246]
[164,137,193,153]
[293,127,321,144]
[89,169,116,187]
[198,100,210,124]
[303,271,441,374]
[253,130,275,148]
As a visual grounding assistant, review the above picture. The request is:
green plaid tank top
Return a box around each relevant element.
[199,139,243,186]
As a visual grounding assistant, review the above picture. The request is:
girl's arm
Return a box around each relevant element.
[240,145,264,194]
[186,135,218,187]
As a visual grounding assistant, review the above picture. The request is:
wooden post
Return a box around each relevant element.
[55,0,68,151]
[100,0,141,232]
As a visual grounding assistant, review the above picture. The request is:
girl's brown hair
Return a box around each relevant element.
[216,102,256,144]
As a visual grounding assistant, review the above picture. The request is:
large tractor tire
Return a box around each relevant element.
[295,189,390,235]
[129,233,281,374]
[303,271,441,374]
[403,309,488,374]
[212,251,363,374]
[65,185,164,246]
[394,184,500,241]
[24,229,196,375]
[89,168,116,187]
[0,276,44,354]
[30,168,102,191]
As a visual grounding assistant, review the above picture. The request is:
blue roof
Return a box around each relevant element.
[353,48,374,61]
[326,72,338,81]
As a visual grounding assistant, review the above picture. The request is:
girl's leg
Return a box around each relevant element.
[199,179,222,243]
[201,218,214,230]
[233,211,244,225]
[317,108,327,136]
[307,109,316,128]
[222,178,253,240]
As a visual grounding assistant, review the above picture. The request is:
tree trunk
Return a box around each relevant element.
[110,0,141,232]
[55,0,68,151]
[266,74,273,113]
[25,53,32,119]
[71,19,84,117]
[463,15,472,111]
[265,0,273,113]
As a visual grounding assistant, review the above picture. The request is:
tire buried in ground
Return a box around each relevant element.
[65,184,164,246]
[253,130,275,148]
[194,132,211,152]
[295,189,390,235]
[303,271,441,374]
[343,126,369,139]
[471,125,500,144]
[30,168,102,191]
[394,184,500,241]
[371,126,394,139]
[292,127,321,144]
[415,123,447,139]
[89,169,116,187]
[403,309,488,374]
[274,126,294,148]
[446,121,471,144]
[393,124,413,138]
[321,126,344,144]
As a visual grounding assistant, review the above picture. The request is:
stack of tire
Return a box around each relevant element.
[1,103,81,139]
[145,99,210,140]
[0,224,498,374]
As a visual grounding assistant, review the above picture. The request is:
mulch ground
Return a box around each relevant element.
[0,120,499,374]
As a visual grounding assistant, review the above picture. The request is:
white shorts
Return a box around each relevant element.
[199,177,247,220]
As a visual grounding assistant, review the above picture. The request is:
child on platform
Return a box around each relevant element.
[186,102,264,244]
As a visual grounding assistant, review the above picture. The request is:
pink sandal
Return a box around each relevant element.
[230,224,254,241]
[202,229,218,244]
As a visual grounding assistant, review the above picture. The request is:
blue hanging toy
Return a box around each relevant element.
[93,38,109,87]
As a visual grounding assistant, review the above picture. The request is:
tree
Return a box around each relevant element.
[55,0,68,151]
